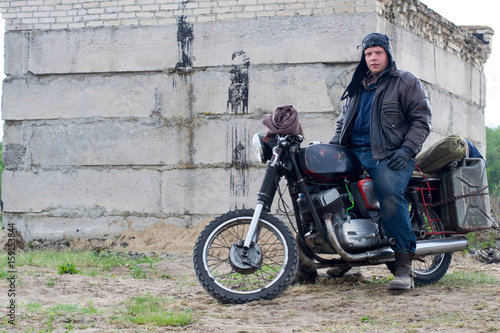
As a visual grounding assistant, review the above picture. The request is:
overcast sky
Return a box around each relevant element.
[0,0,499,134]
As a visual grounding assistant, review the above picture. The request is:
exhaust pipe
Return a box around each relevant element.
[415,238,468,256]
[324,215,468,263]
[295,235,349,269]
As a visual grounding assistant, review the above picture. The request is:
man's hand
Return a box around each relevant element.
[386,147,414,171]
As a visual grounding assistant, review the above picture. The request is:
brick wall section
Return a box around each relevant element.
[380,0,493,67]
[0,0,380,30]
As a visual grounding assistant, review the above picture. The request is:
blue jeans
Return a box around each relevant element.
[353,147,416,253]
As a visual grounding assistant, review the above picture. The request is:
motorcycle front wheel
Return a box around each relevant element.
[386,205,452,286]
[193,209,298,304]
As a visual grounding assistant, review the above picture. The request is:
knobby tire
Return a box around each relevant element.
[193,209,298,304]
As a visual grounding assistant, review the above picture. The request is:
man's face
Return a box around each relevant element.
[364,46,389,77]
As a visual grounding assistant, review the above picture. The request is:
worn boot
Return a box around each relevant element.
[291,260,318,285]
[388,252,414,290]
[326,266,351,278]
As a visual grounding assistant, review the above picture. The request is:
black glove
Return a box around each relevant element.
[386,147,414,171]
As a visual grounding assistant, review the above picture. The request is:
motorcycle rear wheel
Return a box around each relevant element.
[386,205,452,286]
[193,209,298,304]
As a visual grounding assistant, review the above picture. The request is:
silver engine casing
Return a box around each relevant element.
[335,218,380,253]
[298,187,382,253]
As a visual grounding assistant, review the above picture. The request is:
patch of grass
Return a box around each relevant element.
[93,251,131,271]
[0,249,163,277]
[438,271,499,287]
[0,267,8,279]
[130,265,148,279]
[16,301,103,332]
[49,303,80,314]
[466,230,498,250]
[63,320,75,331]
[368,275,393,285]
[131,255,161,266]
[25,302,42,313]
[86,268,100,277]
[2,249,96,269]
[81,301,98,315]
[114,293,193,327]
[45,277,56,286]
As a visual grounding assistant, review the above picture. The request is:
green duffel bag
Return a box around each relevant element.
[415,134,468,173]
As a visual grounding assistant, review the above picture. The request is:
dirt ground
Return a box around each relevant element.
[2,221,500,332]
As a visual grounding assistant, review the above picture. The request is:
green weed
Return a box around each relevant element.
[58,262,79,275]
[360,315,378,323]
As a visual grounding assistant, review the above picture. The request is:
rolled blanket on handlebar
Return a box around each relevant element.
[262,104,301,136]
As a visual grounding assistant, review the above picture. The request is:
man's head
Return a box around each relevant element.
[341,32,395,100]
[360,33,394,75]
[364,46,389,77]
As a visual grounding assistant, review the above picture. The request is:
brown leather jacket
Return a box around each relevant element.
[330,66,432,160]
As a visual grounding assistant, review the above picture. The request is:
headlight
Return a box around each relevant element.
[252,133,265,163]
[252,133,277,164]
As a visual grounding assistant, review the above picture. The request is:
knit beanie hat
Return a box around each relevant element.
[341,33,395,100]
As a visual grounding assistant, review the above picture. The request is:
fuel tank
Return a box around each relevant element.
[299,144,363,182]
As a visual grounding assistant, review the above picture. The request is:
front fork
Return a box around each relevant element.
[242,164,279,249]
[243,203,264,248]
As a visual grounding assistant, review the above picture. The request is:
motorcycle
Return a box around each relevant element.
[193,131,491,304]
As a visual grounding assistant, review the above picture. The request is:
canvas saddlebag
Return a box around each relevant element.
[415,134,468,173]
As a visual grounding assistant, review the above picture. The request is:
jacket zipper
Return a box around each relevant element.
[370,81,385,160]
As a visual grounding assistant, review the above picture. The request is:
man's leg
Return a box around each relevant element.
[354,148,416,289]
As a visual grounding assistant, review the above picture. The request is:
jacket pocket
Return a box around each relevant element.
[381,102,403,129]
[381,102,404,148]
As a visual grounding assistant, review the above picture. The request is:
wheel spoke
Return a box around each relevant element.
[223,224,245,244]
[216,230,236,249]
[206,255,229,271]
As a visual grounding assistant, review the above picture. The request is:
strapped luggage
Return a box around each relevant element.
[416,134,491,231]
[415,134,468,173]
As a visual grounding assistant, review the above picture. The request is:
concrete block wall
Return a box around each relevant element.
[1,0,492,240]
